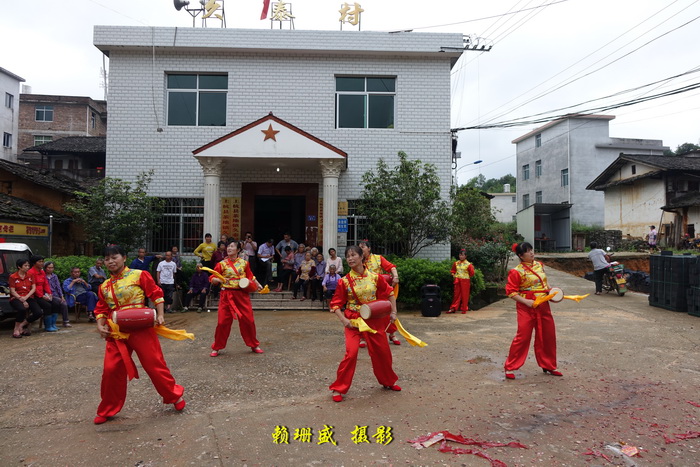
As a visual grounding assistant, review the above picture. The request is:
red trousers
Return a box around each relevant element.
[504,301,557,371]
[329,312,398,394]
[450,278,471,312]
[211,289,259,350]
[97,328,183,418]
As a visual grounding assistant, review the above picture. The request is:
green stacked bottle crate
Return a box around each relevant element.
[649,254,697,312]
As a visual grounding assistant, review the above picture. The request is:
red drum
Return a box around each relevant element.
[359,300,393,320]
[238,277,258,293]
[111,307,157,332]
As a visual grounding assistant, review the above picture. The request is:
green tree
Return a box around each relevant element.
[465,174,516,193]
[674,142,700,155]
[358,151,451,257]
[65,171,164,253]
[450,184,496,242]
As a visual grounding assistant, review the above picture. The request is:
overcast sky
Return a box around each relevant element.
[2,0,698,183]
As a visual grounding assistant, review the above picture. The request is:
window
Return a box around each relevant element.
[631,164,636,175]
[561,168,569,187]
[522,164,530,180]
[151,198,204,253]
[535,133,542,147]
[346,200,369,246]
[511,196,516,203]
[2,133,11,148]
[33,135,52,146]
[91,112,96,129]
[35,105,54,122]
[523,193,530,207]
[5,93,13,109]
[536,191,542,204]
[535,160,542,177]
[335,77,395,129]
[167,74,227,126]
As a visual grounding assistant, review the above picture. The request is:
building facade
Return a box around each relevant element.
[94,26,463,257]
[0,67,25,162]
[513,114,667,229]
[18,94,107,167]
[490,192,517,223]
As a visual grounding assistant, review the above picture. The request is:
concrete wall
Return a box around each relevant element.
[490,192,517,223]
[603,180,665,238]
[99,27,461,259]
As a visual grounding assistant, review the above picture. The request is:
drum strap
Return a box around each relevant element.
[521,263,549,292]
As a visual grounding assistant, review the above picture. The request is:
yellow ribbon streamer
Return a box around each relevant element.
[108,320,194,341]
[259,284,270,294]
[394,318,428,347]
[533,293,591,308]
[563,293,590,302]
[200,267,227,282]
[350,317,378,333]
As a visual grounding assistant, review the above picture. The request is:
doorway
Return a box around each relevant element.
[254,195,305,247]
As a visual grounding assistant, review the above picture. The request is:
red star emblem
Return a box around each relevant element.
[261,124,280,141]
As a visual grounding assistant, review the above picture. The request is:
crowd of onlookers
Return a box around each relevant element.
[6,232,341,337]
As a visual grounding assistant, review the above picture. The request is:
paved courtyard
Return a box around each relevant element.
[1,265,699,466]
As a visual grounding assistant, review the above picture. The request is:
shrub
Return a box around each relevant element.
[45,256,100,282]
[458,236,513,282]
[390,257,485,307]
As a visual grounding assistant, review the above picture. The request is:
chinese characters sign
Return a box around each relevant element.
[220,197,241,240]
[339,2,363,28]
[272,425,392,445]
[0,223,48,237]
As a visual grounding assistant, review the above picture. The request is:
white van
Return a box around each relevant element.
[0,243,33,321]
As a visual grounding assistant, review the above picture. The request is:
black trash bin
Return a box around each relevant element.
[420,284,441,317]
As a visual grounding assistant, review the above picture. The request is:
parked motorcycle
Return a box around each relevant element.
[602,249,627,296]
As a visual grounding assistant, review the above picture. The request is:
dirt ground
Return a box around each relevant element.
[1,263,699,466]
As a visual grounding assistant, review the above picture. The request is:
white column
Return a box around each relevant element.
[320,159,344,253]
[197,157,224,239]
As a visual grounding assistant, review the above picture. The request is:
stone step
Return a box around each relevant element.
[206,291,326,310]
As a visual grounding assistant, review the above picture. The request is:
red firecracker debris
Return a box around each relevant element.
[408,431,527,467]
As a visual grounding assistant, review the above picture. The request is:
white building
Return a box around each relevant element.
[490,192,517,223]
[512,114,667,248]
[0,67,25,162]
[94,27,463,257]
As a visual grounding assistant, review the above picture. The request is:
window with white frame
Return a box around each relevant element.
[5,93,13,109]
[535,159,542,177]
[536,191,542,204]
[150,198,204,253]
[35,105,54,122]
[2,133,11,148]
[167,74,227,126]
[523,193,530,208]
[535,133,542,147]
[522,164,530,180]
[346,199,369,245]
[561,168,569,187]
[33,135,52,146]
[335,77,395,129]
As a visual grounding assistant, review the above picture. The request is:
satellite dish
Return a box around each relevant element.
[174,0,190,11]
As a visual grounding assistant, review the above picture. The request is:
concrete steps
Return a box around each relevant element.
[206,290,326,311]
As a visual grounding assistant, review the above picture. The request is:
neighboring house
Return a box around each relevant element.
[18,94,107,167]
[0,159,86,255]
[23,136,106,181]
[586,151,700,247]
[490,192,517,223]
[93,26,464,257]
[0,67,25,162]
[512,114,667,248]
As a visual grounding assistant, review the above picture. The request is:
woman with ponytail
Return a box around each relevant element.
[448,249,474,313]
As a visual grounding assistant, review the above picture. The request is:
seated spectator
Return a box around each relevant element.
[322,264,340,300]
[292,252,316,301]
[310,253,326,301]
[63,267,98,322]
[130,248,161,271]
[184,264,209,312]
[88,258,107,292]
[9,258,43,338]
[211,241,227,265]
[44,261,71,328]
[275,246,295,292]
[325,248,343,275]
[293,244,307,270]
[28,255,58,332]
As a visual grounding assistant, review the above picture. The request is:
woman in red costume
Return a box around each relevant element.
[504,242,562,380]
[93,245,185,425]
[449,249,475,313]
[358,240,400,346]
[329,245,401,402]
[209,240,263,357]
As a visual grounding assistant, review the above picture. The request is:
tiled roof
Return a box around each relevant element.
[0,193,71,223]
[0,159,85,194]
[620,154,700,171]
[587,154,700,190]
[24,136,106,154]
